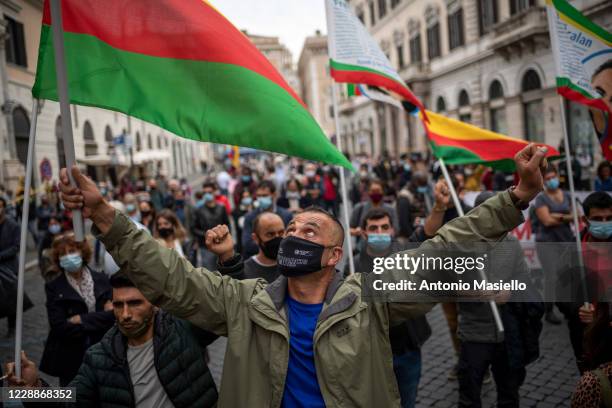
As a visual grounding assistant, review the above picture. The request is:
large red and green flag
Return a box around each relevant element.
[546,0,612,159]
[421,111,560,172]
[32,0,352,169]
[325,0,425,116]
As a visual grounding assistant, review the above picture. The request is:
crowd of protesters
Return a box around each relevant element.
[0,151,610,407]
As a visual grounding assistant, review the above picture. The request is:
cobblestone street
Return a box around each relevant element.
[0,262,580,407]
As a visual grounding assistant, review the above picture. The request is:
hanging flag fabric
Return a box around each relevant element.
[357,85,404,110]
[546,0,611,112]
[32,0,352,169]
[421,110,560,172]
[325,0,425,117]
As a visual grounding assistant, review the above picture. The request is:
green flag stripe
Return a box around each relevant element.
[33,27,352,169]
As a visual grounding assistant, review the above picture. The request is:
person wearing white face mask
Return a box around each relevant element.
[40,232,114,386]
[534,164,575,324]
[557,191,612,373]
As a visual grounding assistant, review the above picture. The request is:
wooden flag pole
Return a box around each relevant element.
[438,157,505,333]
[50,0,84,242]
[14,99,39,378]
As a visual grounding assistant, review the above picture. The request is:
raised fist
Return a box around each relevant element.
[205,225,235,262]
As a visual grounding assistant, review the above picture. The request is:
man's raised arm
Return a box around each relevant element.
[58,167,252,335]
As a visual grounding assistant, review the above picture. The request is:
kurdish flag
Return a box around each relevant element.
[32,0,352,169]
[422,111,560,172]
[325,0,425,115]
[546,0,611,112]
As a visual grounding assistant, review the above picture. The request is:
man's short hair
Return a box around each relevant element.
[110,273,136,289]
[301,206,345,246]
[593,59,612,79]
[582,192,612,217]
[253,210,283,235]
[257,180,276,194]
[202,180,217,190]
[367,178,384,191]
[361,208,392,230]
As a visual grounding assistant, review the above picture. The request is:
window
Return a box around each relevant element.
[147,133,153,150]
[409,34,422,64]
[458,90,471,123]
[448,9,465,50]
[5,16,27,67]
[510,0,535,16]
[396,45,405,69]
[136,132,142,152]
[436,97,447,113]
[369,1,376,26]
[458,90,470,107]
[391,0,401,8]
[378,0,387,19]
[83,121,98,156]
[521,70,544,142]
[488,80,507,133]
[425,6,441,60]
[478,0,498,35]
[157,135,162,150]
[56,117,66,169]
[105,125,113,154]
[13,107,29,166]
[427,23,441,60]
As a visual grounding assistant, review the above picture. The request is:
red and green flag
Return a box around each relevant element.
[32,0,352,169]
[421,111,560,172]
[325,0,425,116]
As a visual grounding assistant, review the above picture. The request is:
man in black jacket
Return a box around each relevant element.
[6,274,218,408]
[0,197,20,331]
[191,181,230,270]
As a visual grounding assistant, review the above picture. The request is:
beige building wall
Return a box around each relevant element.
[339,0,610,171]
[298,32,335,139]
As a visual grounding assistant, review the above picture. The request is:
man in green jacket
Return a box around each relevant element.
[53,144,548,407]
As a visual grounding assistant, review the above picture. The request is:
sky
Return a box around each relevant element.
[209,0,327,61]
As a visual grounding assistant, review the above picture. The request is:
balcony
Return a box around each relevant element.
[490,7,550,61]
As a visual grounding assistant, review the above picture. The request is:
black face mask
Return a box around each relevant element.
[259,236,282,260]
[277,236,327,277]
[158,227,174,239]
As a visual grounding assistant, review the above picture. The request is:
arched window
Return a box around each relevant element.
[488,80,507,133]
[147,133,153,150]
[521,70,544,142]
[136,132,142,152]
[458,90,470,107]
[83,121,97,156]
[458,90,471,123]
[13,107,30,166]
[521,69,542,92]
[157,135,162,150]
[436,96,447,113]
[56,116,66,169]
[104,125,113,155]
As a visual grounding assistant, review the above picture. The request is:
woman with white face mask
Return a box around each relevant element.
[39,233,114,386]
[534,165,575,325]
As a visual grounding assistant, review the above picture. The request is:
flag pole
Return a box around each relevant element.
[331,83,356,275]
[14,98,39,378]
[558,97,589,307]
[438,157,504,333]
[50,0,84,242]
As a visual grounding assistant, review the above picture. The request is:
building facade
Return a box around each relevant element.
[338,0,611,168]
[0,0,214,193]
[297,31,336,139]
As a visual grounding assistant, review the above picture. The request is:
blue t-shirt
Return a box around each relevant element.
[282,296,325,408]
